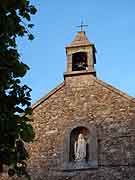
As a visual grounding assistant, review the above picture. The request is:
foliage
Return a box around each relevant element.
[0,0,37,178]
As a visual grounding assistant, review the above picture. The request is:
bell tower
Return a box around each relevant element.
[64,31,96,78]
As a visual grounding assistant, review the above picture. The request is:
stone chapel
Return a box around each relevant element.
[28,31,135,180]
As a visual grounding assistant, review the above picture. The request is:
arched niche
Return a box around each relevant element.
[72,52,88,71]
[69,126,89,162]
[63,123,98,170]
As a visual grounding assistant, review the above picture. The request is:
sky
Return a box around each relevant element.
[19,0,135,104]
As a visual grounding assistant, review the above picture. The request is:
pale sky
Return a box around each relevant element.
[19,0,135,103]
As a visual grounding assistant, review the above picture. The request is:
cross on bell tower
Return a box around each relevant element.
[76,21,88,32]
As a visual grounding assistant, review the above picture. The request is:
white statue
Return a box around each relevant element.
[74,133,87,161]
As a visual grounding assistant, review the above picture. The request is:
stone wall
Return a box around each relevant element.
[28,74,135,180]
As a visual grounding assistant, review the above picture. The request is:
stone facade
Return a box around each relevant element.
[26,31,135,180]
[27,73,135,180]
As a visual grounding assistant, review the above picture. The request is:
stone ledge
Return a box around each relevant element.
[64,70,96,78]
[51,160,98,172]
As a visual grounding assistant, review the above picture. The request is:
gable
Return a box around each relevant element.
[32,76,135,112]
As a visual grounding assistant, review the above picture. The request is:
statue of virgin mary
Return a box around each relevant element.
[74,133,87,161]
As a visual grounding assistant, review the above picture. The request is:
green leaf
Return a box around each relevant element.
[28,24,34,28]
[13,62,28,77]
[23,12,31,21]
[20,123,35,142]
[16,79,21,84]
[28,34,34,41]
[29,6,37,15]
[16,107,24,113]
[25,108,32,115]
[28,34,34,40]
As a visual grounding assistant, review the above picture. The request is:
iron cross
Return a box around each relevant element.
[77,21,88,31]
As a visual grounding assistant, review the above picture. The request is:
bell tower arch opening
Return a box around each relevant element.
[72,52,88,71]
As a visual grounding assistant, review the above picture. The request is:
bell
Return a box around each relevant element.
[76,62,87,70]
[78,63,84,68]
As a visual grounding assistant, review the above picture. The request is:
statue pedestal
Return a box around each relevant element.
[56,160,98,172]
